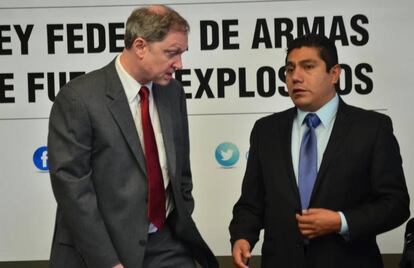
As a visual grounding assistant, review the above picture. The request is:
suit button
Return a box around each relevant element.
[139,240,146,246]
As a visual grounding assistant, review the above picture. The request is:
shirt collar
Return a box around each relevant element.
[115,54,153,103]
[297,93,339,127]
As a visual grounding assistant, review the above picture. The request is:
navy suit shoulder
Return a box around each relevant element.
[256,107,296,124]
[341,102,393,123]
[251,107,296,137]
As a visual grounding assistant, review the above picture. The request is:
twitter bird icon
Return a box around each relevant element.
[215,142,240,167]
[221,149,233,161]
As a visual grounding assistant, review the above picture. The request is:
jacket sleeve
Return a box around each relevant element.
[229,121,265,249]
[344,115,410,240]
[48,85,120,268]
[178,84,195,215]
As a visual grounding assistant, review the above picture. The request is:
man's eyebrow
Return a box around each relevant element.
[299,59,317,64]
[286,58,318,66]
[166,47,188,53]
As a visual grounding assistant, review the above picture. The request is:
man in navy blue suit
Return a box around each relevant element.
[230,34,410,268]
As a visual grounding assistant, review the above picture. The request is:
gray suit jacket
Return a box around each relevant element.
[48,59,218,268]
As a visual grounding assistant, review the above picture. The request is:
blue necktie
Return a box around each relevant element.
[298,113,321,209]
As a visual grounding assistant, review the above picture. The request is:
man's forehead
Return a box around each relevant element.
[152,31,187,46]
[287,47,321,63]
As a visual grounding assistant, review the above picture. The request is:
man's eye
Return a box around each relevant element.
[165,50,178,58]
[285,67,294,73]
[304,64,314,70]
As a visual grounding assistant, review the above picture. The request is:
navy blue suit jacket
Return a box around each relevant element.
[230,98,410,268]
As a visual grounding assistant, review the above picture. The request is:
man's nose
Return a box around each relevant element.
[172,56,183,70]
[291,67,304,82]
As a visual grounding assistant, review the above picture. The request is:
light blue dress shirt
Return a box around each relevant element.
[291,94,349,237]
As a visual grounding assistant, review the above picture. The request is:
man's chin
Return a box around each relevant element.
[292,96,307,106]
[292,98,313,111]
[154,79,171,86]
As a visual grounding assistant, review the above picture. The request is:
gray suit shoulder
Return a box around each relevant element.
[56,61,115,100]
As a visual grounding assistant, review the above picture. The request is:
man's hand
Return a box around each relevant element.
[232,239,252,268]
[113,264,124,268]
[296,208,341,239]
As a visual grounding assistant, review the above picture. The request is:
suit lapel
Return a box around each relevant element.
[312,98,352,200]
[104,60,147,174]
[153,84,177,179]
[279,108,302,204]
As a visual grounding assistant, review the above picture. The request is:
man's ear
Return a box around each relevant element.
[132,37,147,59]
[330,64,341,84]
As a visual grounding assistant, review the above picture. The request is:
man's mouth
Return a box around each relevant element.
[292,88,307,94]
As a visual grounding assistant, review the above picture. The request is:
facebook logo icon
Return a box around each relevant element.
[33,146,49,171]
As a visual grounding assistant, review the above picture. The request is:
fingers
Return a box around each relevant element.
[296,214,317,238]
[232,239,251,268]
[295,208,341,239]
[233,251,250,268]
[296,210,318,239]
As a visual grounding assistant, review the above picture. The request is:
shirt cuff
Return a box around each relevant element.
[338,211,350,240]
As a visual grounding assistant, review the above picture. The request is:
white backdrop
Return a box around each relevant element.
[0,0,413,261]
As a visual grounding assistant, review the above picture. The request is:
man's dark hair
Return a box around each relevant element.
[286,34,338,72]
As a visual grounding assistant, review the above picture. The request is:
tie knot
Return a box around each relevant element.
[304,113,321,129]
[139,86,149,100]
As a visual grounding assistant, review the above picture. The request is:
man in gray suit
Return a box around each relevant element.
[48,5,218,268]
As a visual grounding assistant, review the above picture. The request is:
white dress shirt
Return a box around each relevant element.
[115,55,173,233]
